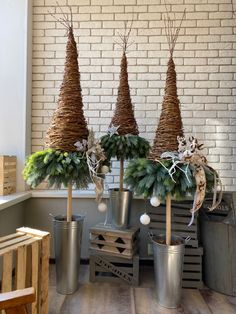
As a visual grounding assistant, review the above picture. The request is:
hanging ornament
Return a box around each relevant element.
[140,213,150,225]
[101,165,110,174]
[98,202,107,212]
[150,196,161,207]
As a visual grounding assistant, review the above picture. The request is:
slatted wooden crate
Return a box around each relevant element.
[90,252,139,286]
[148,202,199,248]
[90,224,139,259]
[0,227,50,314]
[183,247,203,289]
[0,156,16,196]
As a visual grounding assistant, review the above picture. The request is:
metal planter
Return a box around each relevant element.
[201,214,236,296]
[53,214,84,295]
[152,234,185,308]
[109,188,132,229]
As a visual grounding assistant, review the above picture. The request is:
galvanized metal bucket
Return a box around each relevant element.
[53,214,84,295]
[109,188,132,229]
[152,234,185,308]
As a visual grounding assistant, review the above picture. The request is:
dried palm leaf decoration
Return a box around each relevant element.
[149,9,186,160]
[110,21,139,136]
[45,8,88,152]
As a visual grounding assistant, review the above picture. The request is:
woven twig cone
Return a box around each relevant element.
[149,55,183,160]
[45,26,88,152]
[110,21,138,136]
[149,11,186,160]
[111,52,139,135]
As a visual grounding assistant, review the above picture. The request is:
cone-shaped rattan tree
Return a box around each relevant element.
[125,10,221,245]
[110,51,139,137]
[45,26,88,151]
[100,22,150,191]
[148,55,183,159]
[24,14,91,222]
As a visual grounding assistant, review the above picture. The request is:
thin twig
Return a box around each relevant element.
[163,2,186,56]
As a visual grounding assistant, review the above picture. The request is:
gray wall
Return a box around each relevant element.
[24,197,150,259]
[0,203,25,237]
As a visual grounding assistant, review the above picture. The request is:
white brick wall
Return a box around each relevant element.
[32,0,236,191]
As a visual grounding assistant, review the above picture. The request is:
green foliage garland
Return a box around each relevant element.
[100,134,150,161]
[23,149,91,189]
[124,158,216,200]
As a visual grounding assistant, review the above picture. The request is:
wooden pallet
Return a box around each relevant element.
[90,224,140,259]
[0,156,16,196]
[148,203,199,248]
[0,227,50,314]
[90,252,139,286]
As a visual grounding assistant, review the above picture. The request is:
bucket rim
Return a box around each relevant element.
[152,234,185,247]
[53,214,85,223]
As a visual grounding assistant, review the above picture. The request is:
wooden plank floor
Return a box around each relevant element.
[49,265,236,314]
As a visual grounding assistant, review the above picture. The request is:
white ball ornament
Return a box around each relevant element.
[150,196,161,207]
[98,202,107,212]
[140,213,151,225]
[101,165,110,174]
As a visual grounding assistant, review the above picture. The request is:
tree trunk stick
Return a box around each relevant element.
[120,158,124,191]
[67,183,72,222]
[166,193,171,245]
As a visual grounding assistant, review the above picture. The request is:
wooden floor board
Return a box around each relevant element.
[49,264,236,314]
[60,283,135,314]
[201,289,236,314]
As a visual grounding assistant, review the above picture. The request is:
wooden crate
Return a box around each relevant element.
[0,227,50,314]
[148,203,199,248]
[183,247,203,289]
[0,156,16,196]
[90,224,139,259]
[90,252,139,286]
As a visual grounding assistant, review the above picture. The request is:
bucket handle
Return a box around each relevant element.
[148,232,191,244]
[148,231,154,241]
[184,236,191,244]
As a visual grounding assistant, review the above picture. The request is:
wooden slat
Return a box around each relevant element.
[0,235,32,250]
[0,238,37,256]
[185,247,203,255]
[2,251,13,292]
[0,233,22,244]
[95,266,133,273]
[0,288,35,311]
[90,238,134,249]
[183,281,203,289]
[39,233,50,314]
[90,246,135,259]
[16,246,27,290]
[31,240,39,314]
[16,227,50,238]
[184,256,202,263]
[183,272,202,280]
[90,225,139,240]
[184,264,202,271]
[149,221,197,232]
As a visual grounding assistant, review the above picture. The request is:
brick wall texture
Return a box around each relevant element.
[32,0,236,191]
